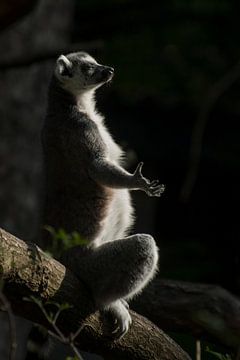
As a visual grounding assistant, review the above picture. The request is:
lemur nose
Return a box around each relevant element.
[102,66,114,75]
[108,67,114,73]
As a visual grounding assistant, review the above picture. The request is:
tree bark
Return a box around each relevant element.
[0,228,191,360]
[132,279,240,348]
[1,226,240,354]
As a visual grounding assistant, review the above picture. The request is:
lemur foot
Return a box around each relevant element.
[101,300,132,340]
[121,299,129,310]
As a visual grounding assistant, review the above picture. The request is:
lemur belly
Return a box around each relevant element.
[92,117,134,246]
[97,189,134,246]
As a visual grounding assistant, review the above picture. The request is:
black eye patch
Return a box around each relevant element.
[81,63,95,74]
[81,63,89,73]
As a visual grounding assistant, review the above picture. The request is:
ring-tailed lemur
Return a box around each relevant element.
[42,52,165,339]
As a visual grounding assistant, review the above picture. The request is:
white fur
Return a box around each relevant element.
[55,55,72,78]
[77,90,134,246]
[76,91,124,163]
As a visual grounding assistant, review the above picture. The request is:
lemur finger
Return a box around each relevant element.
[150,184,165,193]
[149,186,162,193]
[148,187,164,197]
[152,187,164,195]
[135,162,144,175]
[150,180,159,187]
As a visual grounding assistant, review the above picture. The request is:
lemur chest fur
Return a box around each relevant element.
[83,108,123,165]
[82,110,134,246]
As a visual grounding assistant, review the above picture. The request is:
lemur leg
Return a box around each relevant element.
[88,234,159,306]
[62,234,158,338]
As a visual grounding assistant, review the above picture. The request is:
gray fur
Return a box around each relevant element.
[42,52,164,339]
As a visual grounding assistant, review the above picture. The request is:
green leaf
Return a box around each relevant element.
[206,347,232,360]
[58,302,73,311]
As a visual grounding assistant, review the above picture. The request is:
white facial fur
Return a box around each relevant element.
[54,52,114,97]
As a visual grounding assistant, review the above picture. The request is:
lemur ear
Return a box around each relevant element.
[56,55,73,78]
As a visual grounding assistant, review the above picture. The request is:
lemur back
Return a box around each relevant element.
[42,52,165,339]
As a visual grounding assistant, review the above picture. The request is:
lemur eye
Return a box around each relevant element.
[81,64,91,73]
[81,63,94,75]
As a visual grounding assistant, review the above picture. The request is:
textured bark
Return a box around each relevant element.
[1,226,240,355]
[0,228,191,360]
[132,279,240,348]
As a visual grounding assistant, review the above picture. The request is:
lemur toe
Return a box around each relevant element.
[121,299,129,309]
[111,311,132,339]
[102,301,132,340]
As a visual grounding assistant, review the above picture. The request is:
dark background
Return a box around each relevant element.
[75,0,240,290]
[0,0,239,358]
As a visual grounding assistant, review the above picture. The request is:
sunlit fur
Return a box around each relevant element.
[42,52,159,339]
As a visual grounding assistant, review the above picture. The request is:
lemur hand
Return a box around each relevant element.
[133,162,165,197]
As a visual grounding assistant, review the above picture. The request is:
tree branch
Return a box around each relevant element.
[1,226,239,353]
[132,279,240,348]
[0,228,191,360]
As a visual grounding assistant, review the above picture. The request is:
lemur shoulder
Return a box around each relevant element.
[42,52,165,339]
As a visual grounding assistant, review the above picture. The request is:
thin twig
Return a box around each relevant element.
[70,342,83,360]
[49,321,84,360]
[32,296,84,360]
[180,61,240,202]
[48,330,84,359]
[71,324,85,342]
[196,340,201,360]
[48,330,66,344]
[51,319,68,343]
[53,308,62,325]
[0,291,17,360]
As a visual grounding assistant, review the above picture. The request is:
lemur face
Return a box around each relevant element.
[55,52,114,94]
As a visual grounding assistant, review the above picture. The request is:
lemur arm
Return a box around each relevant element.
[89,159,165,196]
